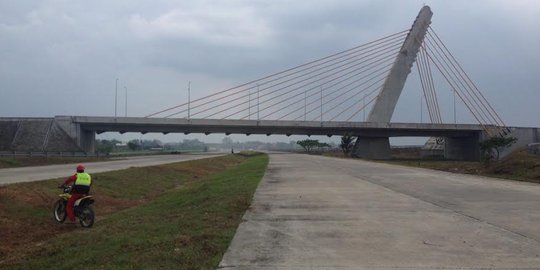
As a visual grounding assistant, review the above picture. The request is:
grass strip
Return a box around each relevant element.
[1,152,268,269]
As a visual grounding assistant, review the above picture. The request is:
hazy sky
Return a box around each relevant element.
[1,0,539,143]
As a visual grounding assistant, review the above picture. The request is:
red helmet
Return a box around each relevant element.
[76,164,85,172]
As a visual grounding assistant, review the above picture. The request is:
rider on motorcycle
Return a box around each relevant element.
[62,164,92,222]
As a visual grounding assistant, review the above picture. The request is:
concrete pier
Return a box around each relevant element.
[352,137,391,159]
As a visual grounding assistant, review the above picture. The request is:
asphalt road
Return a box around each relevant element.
[219,153,540,269]
[0,153,223,185]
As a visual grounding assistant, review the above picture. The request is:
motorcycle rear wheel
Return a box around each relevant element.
[78,206,95,228]
[53,199,67,223]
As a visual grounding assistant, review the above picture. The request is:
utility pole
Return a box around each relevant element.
[115,78,118,117]
[304,90,307,121]
[320,86,323,123]
[420,94,423,123]
[452,88,456,124]
[124,86,128,117]
[188,81,191,119]
[257,84,260,121]
[363,94,366,121]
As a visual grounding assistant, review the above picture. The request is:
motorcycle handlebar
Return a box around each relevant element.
[58,184,72,193]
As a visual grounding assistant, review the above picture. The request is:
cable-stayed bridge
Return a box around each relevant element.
[1,6,537,160]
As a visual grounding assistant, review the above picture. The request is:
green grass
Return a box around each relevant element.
[0,153,269,270]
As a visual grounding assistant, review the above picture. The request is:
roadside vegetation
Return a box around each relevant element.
[384,148,540,183]
[0,152,268,269]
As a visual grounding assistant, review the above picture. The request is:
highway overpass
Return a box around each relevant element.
[0,116,538,160]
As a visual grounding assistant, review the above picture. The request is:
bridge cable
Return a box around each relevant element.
[427,28,508,134]
[165,35,407,118]
[417,45,442,123]
[425,35,494,126]
[211,47,399,119]
[145,29,408,118]
[211,41,403,119]
[345,88,382,121]
[424,35,502,136]
[260,60,395,120]
[315,71,390,121]
[416,48,436,122]
[419,40,495,136]
[342,83,384,121]
[279,64,392,120]
[209,43,403,119]
[168,38,404,119]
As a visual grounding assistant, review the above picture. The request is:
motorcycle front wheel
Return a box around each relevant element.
[53,199,67,223]
[78,206,95,228]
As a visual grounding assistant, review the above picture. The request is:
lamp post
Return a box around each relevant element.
[452,88,456,124]
[304,90,307,121]
[115,78,118,117]
[124,86,128,117]
[320,86,323,123]
[188,81,191,119]
[420,93,423,123]
[257,84,260,121]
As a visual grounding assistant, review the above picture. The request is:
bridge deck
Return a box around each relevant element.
[71,116,485,137]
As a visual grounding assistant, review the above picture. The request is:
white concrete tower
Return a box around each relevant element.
[368,6,433,123]
[353,6,433,159]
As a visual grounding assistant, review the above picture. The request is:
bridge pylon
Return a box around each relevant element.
[353,6,432,159]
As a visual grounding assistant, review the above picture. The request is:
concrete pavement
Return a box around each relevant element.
[0,153,223,185]
[219,153,540,269]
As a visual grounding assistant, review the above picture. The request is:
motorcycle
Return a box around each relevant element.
[53,185,95,228]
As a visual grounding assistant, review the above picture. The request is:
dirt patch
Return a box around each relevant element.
[0,189,145,264]
[0,216,78,264]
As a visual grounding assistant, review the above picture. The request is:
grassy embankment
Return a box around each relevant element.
[384,149,540,183]
[0,152,268,269]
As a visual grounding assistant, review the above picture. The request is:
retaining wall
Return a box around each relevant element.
[0,121,19,150]
[502,127,540,157]
[0,118,83,152]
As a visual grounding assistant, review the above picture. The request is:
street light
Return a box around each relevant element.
[420,93,423,123]
[124,86,128,117]
[115,78,118,117]
[363,94,366,121]
[188,81,191,119]
[452,88,456,124]
[257,84,260,121]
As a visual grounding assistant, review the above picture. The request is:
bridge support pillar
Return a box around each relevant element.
[352,137,391,160]
[79,129,95,153]
[444,135,481,161]
[54,116,96,153]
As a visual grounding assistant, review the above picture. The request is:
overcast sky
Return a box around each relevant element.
[1,0,539,143]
